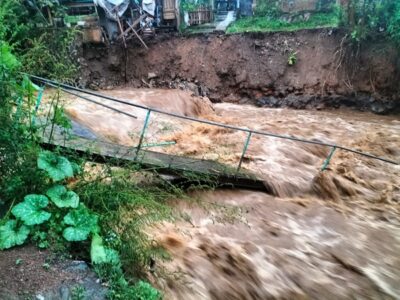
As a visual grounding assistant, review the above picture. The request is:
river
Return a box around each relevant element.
[41,87,400,299]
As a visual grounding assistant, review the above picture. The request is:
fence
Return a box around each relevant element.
[188,6,214,25]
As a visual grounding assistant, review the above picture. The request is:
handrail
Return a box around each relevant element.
[27,74,399,167]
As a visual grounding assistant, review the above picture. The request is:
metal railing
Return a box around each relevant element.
[28,74,399,176]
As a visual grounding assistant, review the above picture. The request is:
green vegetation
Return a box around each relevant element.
[227,11,340,33]
[0,38,188,299]
[343,0,400,45]
[0,0,78,82]
[181,0,210,11]
[0,2,172,295]
[287,51,297,66]
[228,0,400,47]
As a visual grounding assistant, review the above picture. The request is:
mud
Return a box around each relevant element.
[79,30,400,113]
[151,190,400,299]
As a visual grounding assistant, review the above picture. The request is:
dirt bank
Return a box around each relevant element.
[79,29,400,114]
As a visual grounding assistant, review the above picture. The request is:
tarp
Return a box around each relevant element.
[93,0,129,20]
[142,0,155,16]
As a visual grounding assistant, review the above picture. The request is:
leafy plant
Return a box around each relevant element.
[71,285,86,300]
[254,0,280,18]
[63,204,99,242]
[344,0,400,45]
[90,233,120,265]
[42,262,50,270]
[0,43,20,71]
[53,106,72,130]
[38,151,74,181]
[0,220,30,250]
[131,281,162,300]
[1,0,79,82]
[11,194,51,226]
[181,0,210,11]
[32,230,50,249]
[46,185,79,208]
[288,51,297,66]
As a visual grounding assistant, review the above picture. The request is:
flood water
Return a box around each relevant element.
[42,87,400,299]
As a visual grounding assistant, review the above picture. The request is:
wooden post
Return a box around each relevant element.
[117,14,146,40]
[116,15,127,48]
[125,20,149,49]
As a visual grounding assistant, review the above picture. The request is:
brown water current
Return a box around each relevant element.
[41,88,400,299]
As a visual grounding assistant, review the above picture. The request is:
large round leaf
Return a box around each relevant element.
[63,204,98,242]
[46,185,79,208]
[37,151,73,182]
[0,220,30,250]
[11,194,51,226]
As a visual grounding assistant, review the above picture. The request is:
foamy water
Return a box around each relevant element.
[41,88,400,299]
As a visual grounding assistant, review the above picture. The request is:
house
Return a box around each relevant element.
[54,0,340,42]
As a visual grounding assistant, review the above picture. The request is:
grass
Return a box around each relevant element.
[227,12,340,33]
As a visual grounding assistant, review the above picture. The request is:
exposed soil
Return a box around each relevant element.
[0,245,106,299]
[79,30,400,113]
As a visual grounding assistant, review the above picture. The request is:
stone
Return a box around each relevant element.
[199,85,209,97]
[185,82,200,96]
[254,40,263,48]
[65,260,88,272]
[147,72,157,79]
[59,286,70,300]
[235,70,248,85]
[223,93,240,103]
[256,97,279,107]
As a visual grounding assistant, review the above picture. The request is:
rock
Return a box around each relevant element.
[185,82,200,96]
[223,94,240,103]
[256,97,279,107]
[59,286,70,300]
[147,72,157,79]
[254,40,263,48]
[371,102,391,115]
[65,261,88,272]
[235,70,248,85]
[36,295,45,300]
[199,85,209,97]
[107,56,120,71]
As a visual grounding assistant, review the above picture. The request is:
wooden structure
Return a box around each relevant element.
[42,129,269,192]
[189,6,214,25]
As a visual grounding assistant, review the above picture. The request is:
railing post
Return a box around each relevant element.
[236,131,252,175]
[32,86,45,126]
[135,109,152,160]
[321,146,336,171]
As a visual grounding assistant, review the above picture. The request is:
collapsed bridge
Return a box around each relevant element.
[29,74,399,192]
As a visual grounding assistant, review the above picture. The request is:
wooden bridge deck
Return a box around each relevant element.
[42,131,268,191]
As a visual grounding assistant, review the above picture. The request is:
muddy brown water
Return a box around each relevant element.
[41,88,400,299]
